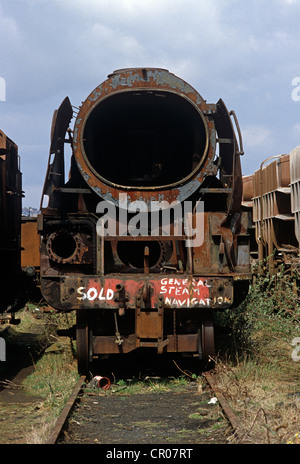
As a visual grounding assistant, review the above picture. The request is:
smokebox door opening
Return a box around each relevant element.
[83,90,208,188]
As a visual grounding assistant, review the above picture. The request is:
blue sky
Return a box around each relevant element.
[1,0,300,208]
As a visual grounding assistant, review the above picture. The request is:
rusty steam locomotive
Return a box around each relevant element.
[39,68,251,374]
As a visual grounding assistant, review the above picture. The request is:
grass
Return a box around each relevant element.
[23,351,78,412]
[209,358,300,444]
[20,308,79,416]
[0,306,79,444]
[22,347,78,443]
[212,268,300,444]
[84,375,193,397]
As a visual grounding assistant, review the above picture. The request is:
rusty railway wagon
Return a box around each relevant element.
[0,129,24,321]
[39,68,251,374]
[242,147,300,277]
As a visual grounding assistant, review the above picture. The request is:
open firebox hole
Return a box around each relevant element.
[117,241,162,269]
[50,232,77,260]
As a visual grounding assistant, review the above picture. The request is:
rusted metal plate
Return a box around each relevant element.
[242,174,253,204]
[92,333,198,354]
[21,218,40,269]
[289,145,300,247]
[40,97,73,210]
[278,154,291,188]
[136,308,163,338]
[60,274,233,310]
[93,334,136,354]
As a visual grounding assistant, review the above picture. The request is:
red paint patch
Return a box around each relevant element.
[152,277,211,307]
[76,276,212,308]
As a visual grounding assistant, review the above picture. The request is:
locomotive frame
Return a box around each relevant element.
[39,68,251,374]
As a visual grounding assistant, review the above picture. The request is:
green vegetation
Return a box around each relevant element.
[216,268,299,375]
[0,307,78,443]
[213,269,300,444]
[23,348,78,414]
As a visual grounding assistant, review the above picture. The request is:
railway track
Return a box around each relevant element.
[46,375,87,445]
[45,368,240,446]
[202,372,240,438]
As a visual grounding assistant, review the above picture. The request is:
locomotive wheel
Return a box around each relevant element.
[198,317,215,361]
[76,309,91,375]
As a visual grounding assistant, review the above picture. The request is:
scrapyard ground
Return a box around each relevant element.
[0,305,299,445]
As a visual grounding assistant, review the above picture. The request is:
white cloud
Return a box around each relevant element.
[242,125,272,148]
[292,123,300,135]
[0,4,20,39]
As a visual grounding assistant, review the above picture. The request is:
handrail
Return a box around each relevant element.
[229,110,244,155]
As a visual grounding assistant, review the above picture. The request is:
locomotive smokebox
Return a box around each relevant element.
[73,68,214,207]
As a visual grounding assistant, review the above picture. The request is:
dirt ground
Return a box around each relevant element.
[0,323,48,444]
[60,381,231,445]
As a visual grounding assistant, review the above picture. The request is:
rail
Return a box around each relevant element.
[203,371,240,438]
[46,375,86,444]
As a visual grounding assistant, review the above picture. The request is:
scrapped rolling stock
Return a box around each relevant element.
[242,147,300,277]
[0,129,23,319]
[39,68,251,374]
